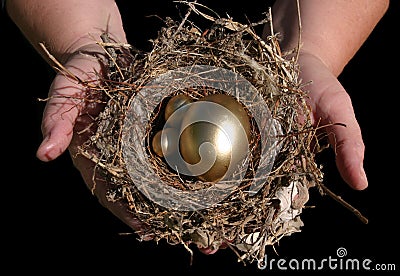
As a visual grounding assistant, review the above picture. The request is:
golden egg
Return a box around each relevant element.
[151,128,179,158]
[164,94,193,128]
[179,94,251,182]
[199,94,251,140]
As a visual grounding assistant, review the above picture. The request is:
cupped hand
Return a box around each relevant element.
[35,45,150,237]
[297,52,368,190]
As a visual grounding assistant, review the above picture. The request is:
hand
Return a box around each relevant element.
[35,45,150,237]
[297,51,368,190]
[267,0,389,191]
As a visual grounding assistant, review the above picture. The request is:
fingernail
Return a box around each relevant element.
[39,135,51,150]
[359,166,368,189]
[37,135,55,161]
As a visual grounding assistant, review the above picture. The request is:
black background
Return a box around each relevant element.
[1,0,399,274]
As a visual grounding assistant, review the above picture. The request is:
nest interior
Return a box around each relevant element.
[66,2,331,267]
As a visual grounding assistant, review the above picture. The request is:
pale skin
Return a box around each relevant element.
[269,0,389,191]
[6,0,389,252]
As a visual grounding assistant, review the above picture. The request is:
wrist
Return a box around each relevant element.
[270,0,389,77]
[7,0,127,65]
[58,35,110,65]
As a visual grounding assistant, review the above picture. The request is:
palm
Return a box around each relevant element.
[37,52,147,234]
[297,52,367,190]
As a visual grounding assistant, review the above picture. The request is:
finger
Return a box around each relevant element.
[36,57,101,162]
[197,241,229,255]
[72,152,152,237]
[68,114,153,239]
[314,85,367,190]
[36,73,81,161]
[198,246,219,255]
[300,55,367,190]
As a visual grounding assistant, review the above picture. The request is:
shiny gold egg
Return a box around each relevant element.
[151,128,179,158]
[199,94,251,140]
[179,94,251,182]
[164,94,193,128]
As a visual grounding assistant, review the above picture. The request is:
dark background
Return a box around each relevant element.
[1,0,399,274]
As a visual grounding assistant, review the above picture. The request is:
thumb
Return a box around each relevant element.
[36,53,102,162]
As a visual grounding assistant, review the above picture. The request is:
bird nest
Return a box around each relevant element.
[48,2,333,268]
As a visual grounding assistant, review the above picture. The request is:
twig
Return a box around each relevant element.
[99,33,125,80]
[320,184,369,224]
[295,0,302,63]
[39,42,82,83]
[172,0,197,38]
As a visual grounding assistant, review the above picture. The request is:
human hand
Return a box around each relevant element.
[297,51,368,190]
[268,0,388,191]
[35,45,150,237]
